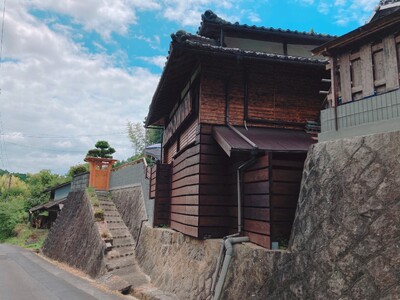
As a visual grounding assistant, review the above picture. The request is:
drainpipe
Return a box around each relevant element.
[211,74,257,300]
[213,236,250,300]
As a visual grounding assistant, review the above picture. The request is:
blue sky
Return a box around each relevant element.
[0,0,378,174]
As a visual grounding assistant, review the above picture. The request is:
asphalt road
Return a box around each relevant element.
[0,244,130,300]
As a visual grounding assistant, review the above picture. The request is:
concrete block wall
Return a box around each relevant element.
[70,172,89,191]
[109,160,154,225]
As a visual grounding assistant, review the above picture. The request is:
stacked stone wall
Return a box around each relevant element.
[42,191,106,278]
[111,187,147,242]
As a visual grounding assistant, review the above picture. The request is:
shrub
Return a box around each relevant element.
[94,208,104,222]
[0,200,26,241]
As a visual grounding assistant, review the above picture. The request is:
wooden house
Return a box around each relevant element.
[29,181,71,229]
[146,11,333,248]
[313,1,400,141]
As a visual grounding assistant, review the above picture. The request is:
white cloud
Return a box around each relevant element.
[139,56,167,69]
[25,0,161,39]
[248,12,262,23]
[0,2,159,174]
[318,2,331,14]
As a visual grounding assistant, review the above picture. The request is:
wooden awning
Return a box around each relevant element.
[213,126,315,157]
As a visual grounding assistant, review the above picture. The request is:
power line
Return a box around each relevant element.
[0,131,127,139]
[0,0,5,71]
[5,141,87,153]
[0,113,9,168]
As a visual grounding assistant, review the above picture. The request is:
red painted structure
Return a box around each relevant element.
[85,157,117,191]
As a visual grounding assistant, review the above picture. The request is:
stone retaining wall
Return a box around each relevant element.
[43,131,400,299]
[42,191,106,278]
[110,187,147,242]
[132,131,400,299]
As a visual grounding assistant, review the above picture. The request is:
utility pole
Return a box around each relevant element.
[6,173,11,201]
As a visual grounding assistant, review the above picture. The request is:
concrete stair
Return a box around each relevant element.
[95,191,150,293]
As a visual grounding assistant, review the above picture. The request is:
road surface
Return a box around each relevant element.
[0,244,130,300]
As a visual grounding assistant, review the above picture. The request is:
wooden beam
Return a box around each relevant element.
[339,53,352,103]
[360,44,375,97]
[383,35,400,90]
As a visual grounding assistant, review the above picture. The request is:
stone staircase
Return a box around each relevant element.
[95,191,178,300]
[96,191,149,293]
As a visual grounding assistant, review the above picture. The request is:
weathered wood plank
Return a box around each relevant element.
[270,208,296,222]
[271,182,301,195]
[244,194,270,207]
[243,219,270,235]
[171,205,199,215]
[244,207,270,221]
[272,169,302,182]
[360,44,375,97]
[383,35,400,90]
[270,195,298,208]
[172,174,200,190]
[198,216,236,227]
[244,168,269,183]
[245,231,270,248]
[171,195,199,205]
[199,206,237,216]
[171,213,199,226]
[244,181,269,195]
[340,53,352,103]
[170,220,198,238]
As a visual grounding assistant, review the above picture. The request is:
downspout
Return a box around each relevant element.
[211,78,257,299]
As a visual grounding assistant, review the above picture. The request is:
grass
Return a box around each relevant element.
[86,187,100,207]
[86,188,104,222]
[2,223,48,250]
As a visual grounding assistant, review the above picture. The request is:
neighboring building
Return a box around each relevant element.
[146,11,333,248]
[144,143,161,161]
[29,181,71,229]
[313,1,400,141]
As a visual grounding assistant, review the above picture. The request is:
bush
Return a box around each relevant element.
[0,200,26,241]
[94,208,104,222]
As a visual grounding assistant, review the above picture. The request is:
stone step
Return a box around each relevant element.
[107,222,128,229]
[106,256,137,272]
[113,243,135,249]
[104,218,124,223]
[109,229,131,238]
[113,236,134,247]
[104,213,121,218]
[105,218,125,225]
[99,202,115,207]
[102,208,118,212]
[107,250,135,260]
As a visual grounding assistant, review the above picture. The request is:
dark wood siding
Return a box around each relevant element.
[270,152,307,247]
[242,155,270,248]
[149,163,172,227]
[198,125,236,238]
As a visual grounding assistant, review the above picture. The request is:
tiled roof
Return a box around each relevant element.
[198,10,336,39]
[171,31,327,65]
[370,0,400,22]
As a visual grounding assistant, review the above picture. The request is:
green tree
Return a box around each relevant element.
[86,140,116,158]
[0,199,25,241]
[67,163,89,179]
[127,122,146,156]
[146,127,162,145]
[0,175,29,201]
[24,170,67,210]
